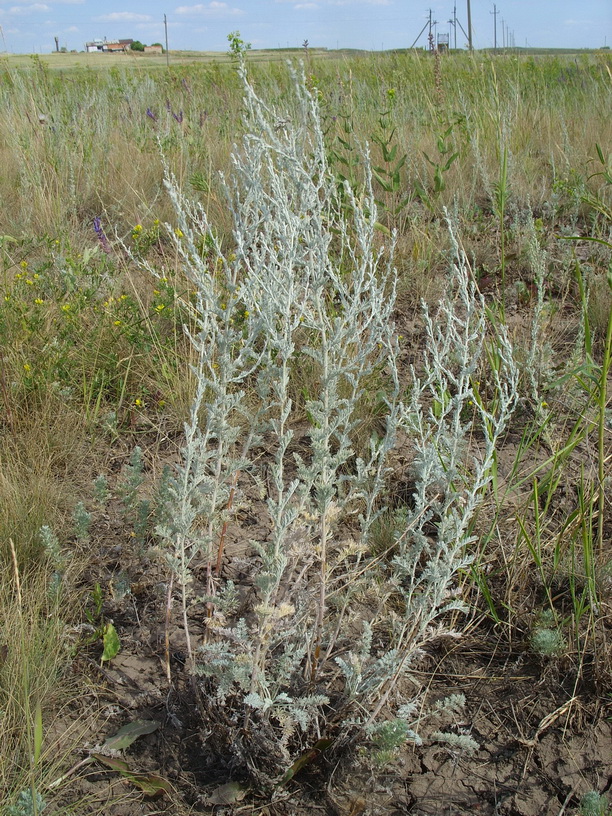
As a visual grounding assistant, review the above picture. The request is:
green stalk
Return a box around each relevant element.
[495,145,508,315]
[596,279,612,556]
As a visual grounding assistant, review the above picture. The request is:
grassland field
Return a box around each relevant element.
[0,47,611,816]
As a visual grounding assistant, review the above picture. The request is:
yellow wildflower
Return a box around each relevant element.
[23,363,31,372]
[34,298,44,305]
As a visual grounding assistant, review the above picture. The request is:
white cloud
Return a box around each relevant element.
[174,2,243,17]
[138,20,182,29]
[330,0,391,5]
[276,0,390,5]
[563,18,592,27]
[94,11,153,22]
[8,4,50,14]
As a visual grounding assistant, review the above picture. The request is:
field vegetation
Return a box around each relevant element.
[0,47,611,815]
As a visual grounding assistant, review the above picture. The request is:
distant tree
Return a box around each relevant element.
[130,41,145,52]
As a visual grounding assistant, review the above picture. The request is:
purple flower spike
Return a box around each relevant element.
[93,217,111,254]
[146,107,158,122]
[172,110,184,124]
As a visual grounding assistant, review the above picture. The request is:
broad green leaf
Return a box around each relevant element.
[101,622,120,663]
[101,719,160,752]
[443,152,459,171]
[374,222,391,236]
[393,155,407,172]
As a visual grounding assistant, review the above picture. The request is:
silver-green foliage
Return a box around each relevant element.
[5,790,46,816]
[580,791,612,816]
[155,65,518,775]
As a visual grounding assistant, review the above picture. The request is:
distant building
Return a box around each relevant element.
[85,38,133,53]
[144,45,163,54]
[437,33,449,53]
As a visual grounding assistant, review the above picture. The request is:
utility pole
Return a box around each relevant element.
[501,18,505,49]
[491,4,499,52]
[466,0,473,50]
[428,8,435,52]
[164,13,169,68]
[449,4,457,50]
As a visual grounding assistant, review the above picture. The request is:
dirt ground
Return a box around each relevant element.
[52,499,611,816]
[51,288,612,816]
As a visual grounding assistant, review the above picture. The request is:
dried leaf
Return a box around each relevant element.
[206,781,248,805]
[92,754,172,798]
[277,738,333,786]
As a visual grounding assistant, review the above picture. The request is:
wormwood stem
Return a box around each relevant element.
[215,470,240,576]
[311,508,328,683]
[164,573,173,684]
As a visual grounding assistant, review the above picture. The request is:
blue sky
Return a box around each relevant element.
[0,0,610,54]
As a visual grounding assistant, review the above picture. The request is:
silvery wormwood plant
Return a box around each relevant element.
[151,65,519,782]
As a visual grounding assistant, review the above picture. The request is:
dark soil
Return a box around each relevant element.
[54,511,611,816]
[52,285,612,816]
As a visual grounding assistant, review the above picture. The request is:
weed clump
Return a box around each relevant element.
[151,64,519,784]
